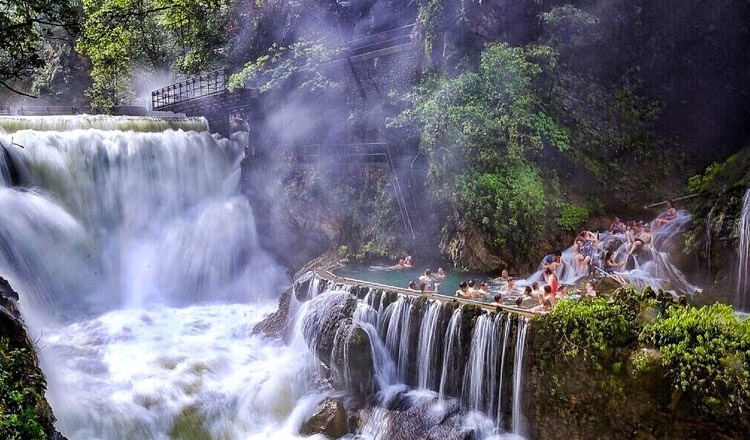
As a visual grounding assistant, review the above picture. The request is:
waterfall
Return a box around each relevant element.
[461,314,500,414]
[737,187,750,311]
[438,307,462,399]
[0,115,207,133]
[512,316,529,436]
[496,313,511,425]
[416,300,442,390]
[706,203,717,279]
[381,296,413,382]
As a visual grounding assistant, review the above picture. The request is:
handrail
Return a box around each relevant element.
[151,68,228,110]
[317,268,536,318]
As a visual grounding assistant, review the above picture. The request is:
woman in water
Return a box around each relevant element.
[653,200,677,230]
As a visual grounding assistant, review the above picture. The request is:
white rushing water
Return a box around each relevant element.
[1,116,532,440]
[737,187,750,311]
[0,118,298,439]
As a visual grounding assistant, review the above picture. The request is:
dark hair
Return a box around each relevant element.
[459,281,467,289]
[419,282,426,292]
[524,286,532,295]
[408,280,417,289]
[468,279,476,287]
[532,282,539,289]
[425,268,431,276]
[543,299,552,307]
[515,297,523,306]
[544,285,552,293]
[494,293,503,302]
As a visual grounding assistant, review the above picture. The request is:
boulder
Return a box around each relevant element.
[300,397,348,438]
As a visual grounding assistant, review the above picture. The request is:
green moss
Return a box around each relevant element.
[169,406,211,440]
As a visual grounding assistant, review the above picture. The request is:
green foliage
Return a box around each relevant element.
[641,303,750,418]
[0,339,46,440]
[540,5,601,51]
[392,43,570,262]
[556,203,589,234]
[78,0,229,112]
[228,40,344,93]
[457,163,546,261]
[0,0,79,95]
[541,298,635,361]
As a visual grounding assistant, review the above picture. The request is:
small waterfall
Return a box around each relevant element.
[737,187,750,311]
[512,316,529,436]
[706,203,717,279]
[438,307,462,399]
[461,314,500,414]
[381,296,413,382]
[496,313,511,425]
[416,300,442,390]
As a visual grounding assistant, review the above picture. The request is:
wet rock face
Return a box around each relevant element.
[300,397,348,438]
[356,391,474,440]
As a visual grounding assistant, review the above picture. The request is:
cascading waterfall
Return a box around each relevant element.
[1,114,536,439]
[496,313,511,425]
[737,187,750,311]
[381,296,413,382]
[0,117,305,440]
[461,314,500,414]
[525,211,700,295]
[416,300,442,390]
[512,316,529,436]
[438,307,462,400]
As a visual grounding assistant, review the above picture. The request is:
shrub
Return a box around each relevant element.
[640,303,750,418]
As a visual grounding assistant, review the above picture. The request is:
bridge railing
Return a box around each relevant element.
[151,69,227,111]
[348,23,416,56]
[15,106,87,116]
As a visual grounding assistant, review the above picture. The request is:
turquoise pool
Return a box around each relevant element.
[332,263,503,300]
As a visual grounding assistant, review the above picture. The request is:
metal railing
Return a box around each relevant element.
[293,142,416,240]
[151,69,228,111]
[348,23,416,56]
[14,106,86,116]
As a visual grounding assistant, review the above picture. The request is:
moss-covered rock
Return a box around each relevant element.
[169,406,211,440]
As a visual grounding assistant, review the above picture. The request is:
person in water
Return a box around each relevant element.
[455,281,470,298]
[653,200,677,230]
[419,268,435,291]
[542,252,563,276]
[627,225,653,255]
[584,281,597,298]
[545,268,559,296]
[603,251,629,286]
[495,268,510,282]
[435,267,446,280]
[609,217,627,234]
[500,277,518,295]
[531,298,552,314]
[477,281,491,297]
[574,229,596,275]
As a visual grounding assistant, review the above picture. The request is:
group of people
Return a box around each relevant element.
[392,200,679,313]
[407,267,446,294]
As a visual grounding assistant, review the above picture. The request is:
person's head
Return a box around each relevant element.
[480,281,490,290]
[515,297,523,307]
[532,282,539,290]
[544,285,552,294]
[398,258,405,265]
[419,282,426,292]
[459,281,468,291]
[545,267,553,275]
[524,286,532,296]
[554,254,561,262]
[494,293,503,303]
[408,280,417,289]
[507,277,515,286]
[438,267,445,274]
[667,200,676,209]
[501,268,509,278]
[468,279,476,288]
[613,216,620,223]
[605,250,613,261]
[424,268,431,276]
[543,299,552,309]
[586,281,594,291]
[559,285,568,295]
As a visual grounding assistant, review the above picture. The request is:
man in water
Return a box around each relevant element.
[419,269,435,291]
[455,281,470,298]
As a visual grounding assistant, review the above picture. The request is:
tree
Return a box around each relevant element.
[77,0,230,112]
[0,0,79,96]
